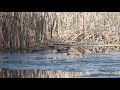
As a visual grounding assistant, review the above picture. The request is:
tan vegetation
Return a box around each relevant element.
[1,68,120,78]
[0,12,120,50]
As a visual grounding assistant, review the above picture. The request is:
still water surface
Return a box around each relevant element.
[0,46,120,78]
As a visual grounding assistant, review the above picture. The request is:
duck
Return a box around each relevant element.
[56,47,70,53]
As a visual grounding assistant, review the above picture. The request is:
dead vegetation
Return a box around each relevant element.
[0,12,120,50]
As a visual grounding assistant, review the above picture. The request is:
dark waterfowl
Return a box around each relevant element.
[56,47,70,53]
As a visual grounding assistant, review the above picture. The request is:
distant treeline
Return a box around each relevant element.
[0,12,58,49]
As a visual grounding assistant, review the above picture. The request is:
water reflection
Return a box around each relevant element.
[67,46,120,58]
[0,46,120,58]
[0,46,120,78]
[0,49,31,54]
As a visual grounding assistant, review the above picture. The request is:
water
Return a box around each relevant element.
[0,46,120,78]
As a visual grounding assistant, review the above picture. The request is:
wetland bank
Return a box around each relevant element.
[0,12,120,78]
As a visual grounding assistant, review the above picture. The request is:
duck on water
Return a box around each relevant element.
[44,43,71,53]
[31,44,71,53]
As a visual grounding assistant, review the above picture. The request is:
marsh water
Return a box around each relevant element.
[1,46,120,78]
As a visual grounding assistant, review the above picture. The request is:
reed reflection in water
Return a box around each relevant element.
[67,46,120,58]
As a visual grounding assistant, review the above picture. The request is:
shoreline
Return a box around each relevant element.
[0,44,120,53]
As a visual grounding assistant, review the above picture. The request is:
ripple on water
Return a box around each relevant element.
[1,48,120,77]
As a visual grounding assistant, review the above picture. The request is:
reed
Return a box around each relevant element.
[0,12,58,49]
[0,12,120,50]
[1,68,120,78]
